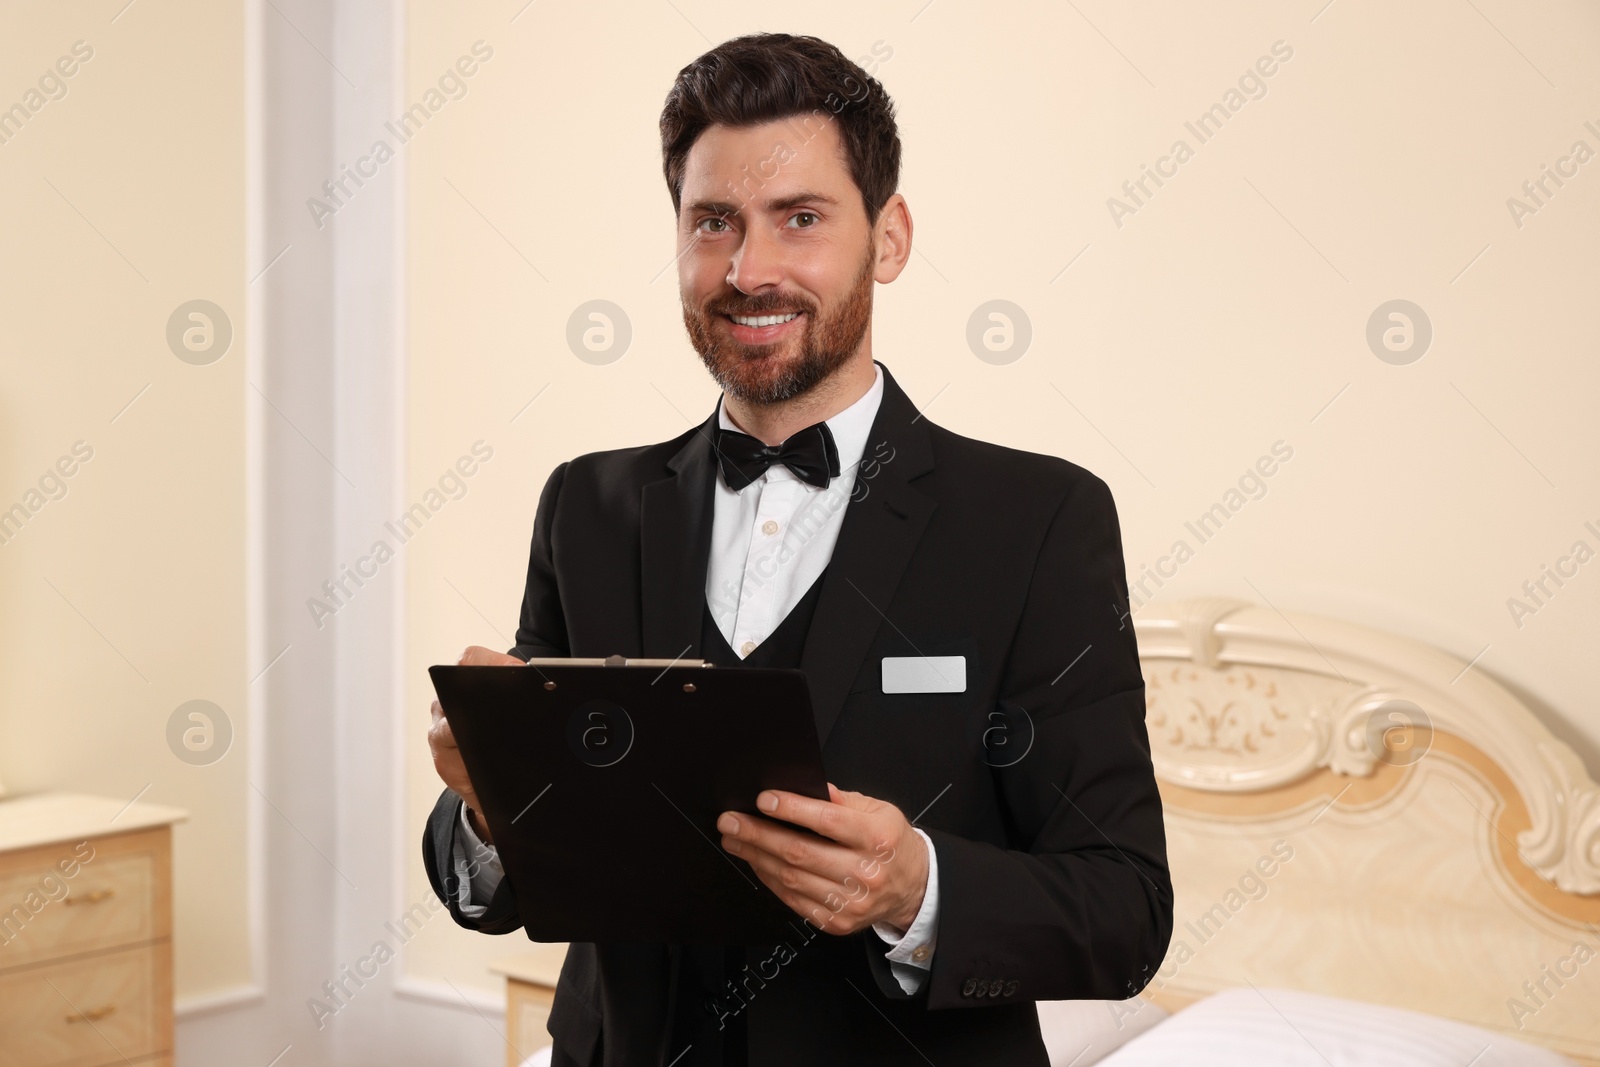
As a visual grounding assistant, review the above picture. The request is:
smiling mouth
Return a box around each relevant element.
[719,310,806,344]
[723,311,802,328]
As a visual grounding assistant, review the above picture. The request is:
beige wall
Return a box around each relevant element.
[0,1,251,999]
[403,0,1600,997]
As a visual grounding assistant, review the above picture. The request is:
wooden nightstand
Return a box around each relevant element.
[490,942,569,1067]
[0,792,187,1067]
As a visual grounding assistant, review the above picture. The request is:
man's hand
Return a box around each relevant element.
[717,783,930,936]
[428,644,525,846]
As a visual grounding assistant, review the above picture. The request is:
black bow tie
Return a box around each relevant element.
[714,420,841,491]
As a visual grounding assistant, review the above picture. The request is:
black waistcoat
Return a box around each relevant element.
[699,569,828,670]
[675,572,829,1067]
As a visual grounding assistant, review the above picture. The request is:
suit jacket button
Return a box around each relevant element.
[961,978,977,997]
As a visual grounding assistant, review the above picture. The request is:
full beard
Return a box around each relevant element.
[683,240,876,406]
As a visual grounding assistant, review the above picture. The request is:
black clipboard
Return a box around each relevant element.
[428,656,830,944]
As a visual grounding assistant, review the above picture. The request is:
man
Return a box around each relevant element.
[423,31,1172,1067]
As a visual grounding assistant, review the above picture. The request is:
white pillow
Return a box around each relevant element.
[516,1001,1162,1067]
[1096,987,1575,1067]
[1037,997,1169,1066]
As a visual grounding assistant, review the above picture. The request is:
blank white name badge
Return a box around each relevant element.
[881,655,967,694]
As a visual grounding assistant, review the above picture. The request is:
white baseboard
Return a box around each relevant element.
[175,982,268,1018]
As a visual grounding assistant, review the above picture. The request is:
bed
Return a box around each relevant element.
[1067,596,1600,1066]
[519,597,1600,1065]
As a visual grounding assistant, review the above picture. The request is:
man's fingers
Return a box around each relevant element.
[458,644,524,667]
[744,865,868,935]
[427,673,484,810]
[428,710,458,749]
[735,839,872,910]
[720,815,860,883]
[752,789,871,848]
[732,838,864,934]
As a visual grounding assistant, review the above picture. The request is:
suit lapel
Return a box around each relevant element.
[801,364,936,748]
[640,411,719,660]
[640,363,938,750]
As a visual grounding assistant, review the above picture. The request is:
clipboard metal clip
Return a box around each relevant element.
[520,655,715,668]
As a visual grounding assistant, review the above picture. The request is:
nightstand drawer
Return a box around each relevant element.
[0,834,163,970]
[0,943,168,1067]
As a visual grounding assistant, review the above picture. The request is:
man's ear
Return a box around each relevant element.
[871,193,913,284]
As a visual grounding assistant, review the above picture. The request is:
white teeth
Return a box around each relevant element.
[730,312,799,327]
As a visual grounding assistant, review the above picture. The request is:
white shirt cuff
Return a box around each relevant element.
[450,800,505,918]
[871,827,939,994]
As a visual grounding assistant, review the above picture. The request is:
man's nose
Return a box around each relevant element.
[726,223,784,294]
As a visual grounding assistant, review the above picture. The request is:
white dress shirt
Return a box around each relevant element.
[452,360,941,994]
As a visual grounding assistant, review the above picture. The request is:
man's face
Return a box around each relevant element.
[677,118,878,405]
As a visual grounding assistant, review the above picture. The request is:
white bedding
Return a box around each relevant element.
[513,998,1164,1067]
[1090,988,1575,1067]
[515,987,1575,1066]
[1036,995,1168,1065]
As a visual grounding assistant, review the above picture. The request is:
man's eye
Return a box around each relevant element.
[699,217,730,233]
[788,212,818,228]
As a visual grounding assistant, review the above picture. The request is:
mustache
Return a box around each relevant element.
[708,298,813,317]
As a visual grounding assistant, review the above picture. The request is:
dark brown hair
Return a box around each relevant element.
[660,33,900,227]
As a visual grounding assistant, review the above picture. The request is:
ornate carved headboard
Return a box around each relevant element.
[1134,598,1600,1063]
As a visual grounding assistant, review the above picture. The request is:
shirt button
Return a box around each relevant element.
[761,519,779,535]
[740,640,756,656]
[911,946,929,962]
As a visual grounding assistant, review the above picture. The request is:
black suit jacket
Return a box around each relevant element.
[423,361,1173,1066]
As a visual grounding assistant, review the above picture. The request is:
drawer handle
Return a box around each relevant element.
[65,1005,117,1023]
[64,889,115,906]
